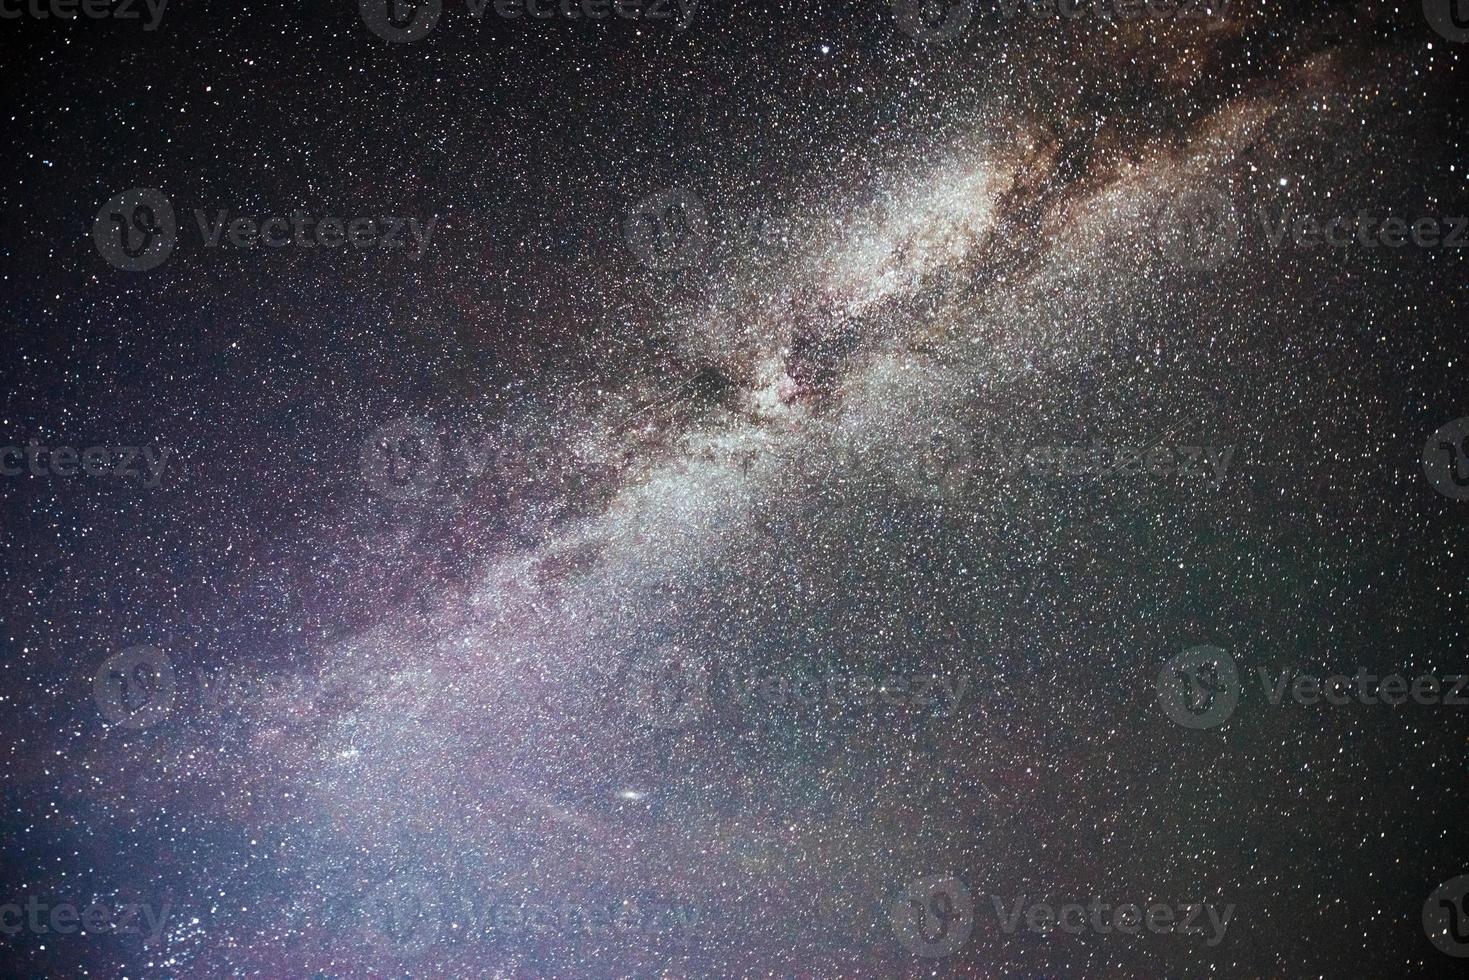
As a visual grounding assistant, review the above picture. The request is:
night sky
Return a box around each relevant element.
[2,1,1468,977]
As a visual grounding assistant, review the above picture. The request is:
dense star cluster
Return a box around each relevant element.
[1,1,1466,977]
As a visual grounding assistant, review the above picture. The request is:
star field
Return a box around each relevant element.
[1,2,1467,977]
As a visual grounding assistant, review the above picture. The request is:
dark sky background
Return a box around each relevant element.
[2,1,1468,977]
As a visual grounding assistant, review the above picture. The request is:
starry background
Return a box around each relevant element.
[1,0,1467,976]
